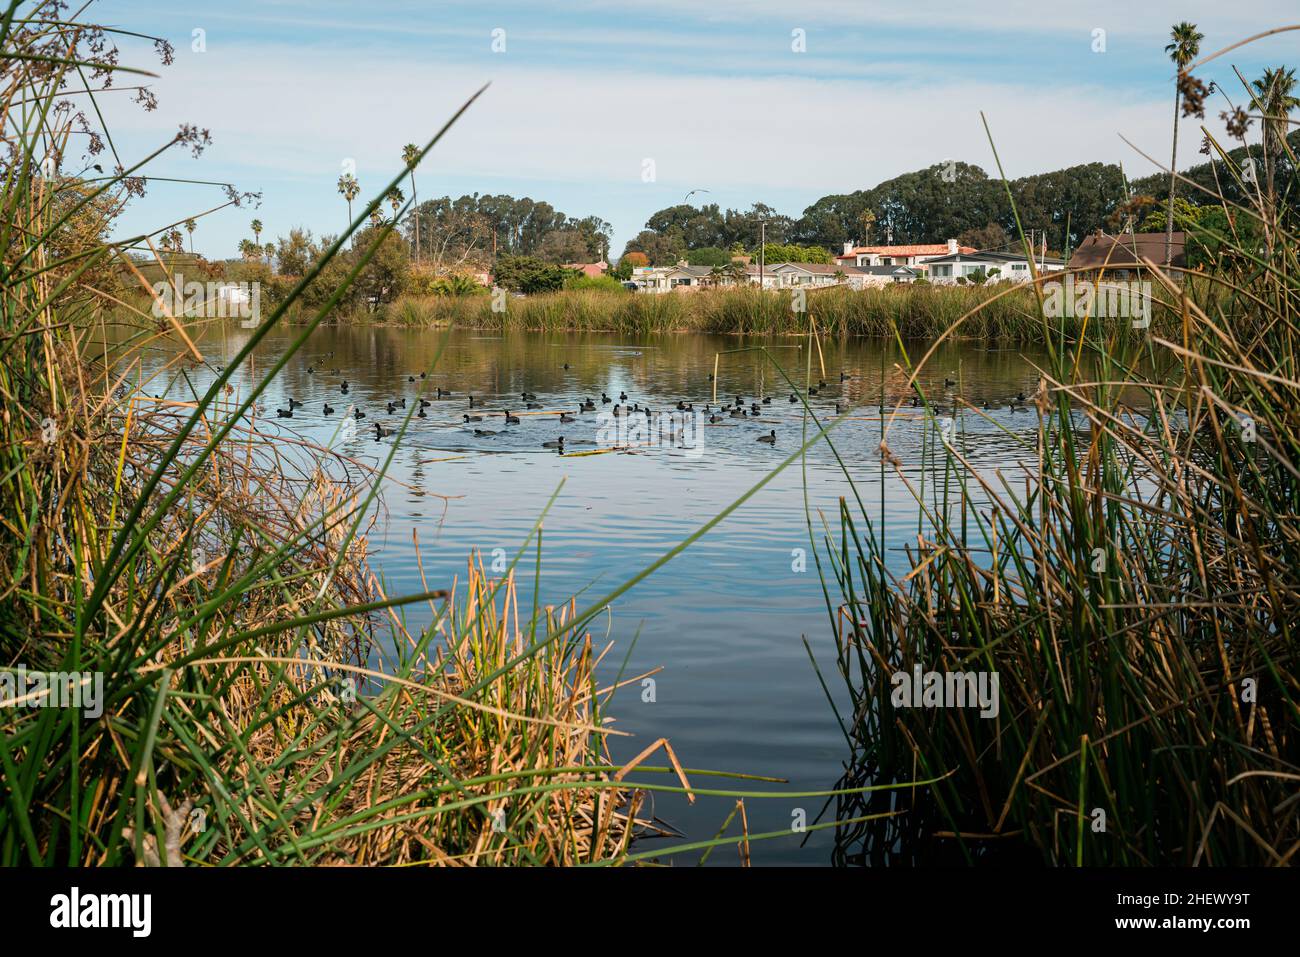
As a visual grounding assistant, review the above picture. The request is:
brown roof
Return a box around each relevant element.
[1068,232,1186,270]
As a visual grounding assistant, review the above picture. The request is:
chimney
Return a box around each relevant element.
[946,238,958,254]
[842,241,854,256]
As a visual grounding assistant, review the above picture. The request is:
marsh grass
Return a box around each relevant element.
[764,96,1300,864]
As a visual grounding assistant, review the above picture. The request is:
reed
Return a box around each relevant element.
[779,97,1300,864]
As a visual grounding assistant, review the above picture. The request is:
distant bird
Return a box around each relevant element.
[580,398,596,412]
[762,396,772,404]
[396,397,406,408]
[840,371,850,382]
[276,408,293,418]
[474,428,497,436]
[341,381,349,393]
[563,363,570,370]
[526,402,542,409]
[288,397,301,410]
[835,401,847,414]
[808,386,818,395]
[420,372,427,379]
[408,375,415,382]
[944,376,957,388]
[522,392,538,401]
[730,408,744,418]
[437,388,452,397]
[709,414,722,423]
[387,402,397,414]
[417,407,427,418]
[757,430,776,444]
[464,413,483,422]
[419,398,431,408]
[307,366,314,374]
[619,391,628,401]
[601,393,611,404]
[324,403,334,415]
[504,411,520,424]
[789,394,797,403]
[468,395,477,407]
[353,408,366,420]
[559,412,575,423]
[542,436,565,449]
[374,422,395,438]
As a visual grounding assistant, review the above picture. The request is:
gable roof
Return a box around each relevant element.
[1067,232,1186,270]
[924,250,1065,266]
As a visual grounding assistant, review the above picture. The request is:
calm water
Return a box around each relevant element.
[136,323,1048,865]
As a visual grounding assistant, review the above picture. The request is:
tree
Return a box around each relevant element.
[536,229,593,264]
[184,218,196,253]
[957,222,1009,251]
[274,229,318,276]
[337,173,360,229]
[386,186,405,220]
[250,218,263,248]
[402,143,420,262]
[1164,22,1203,265]
[492,254,571,294]
[1251,67,1300,203]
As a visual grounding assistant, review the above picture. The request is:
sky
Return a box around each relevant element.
[91,0,1300,259]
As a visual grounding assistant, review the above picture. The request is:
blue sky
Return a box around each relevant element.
[94,1,1299,258]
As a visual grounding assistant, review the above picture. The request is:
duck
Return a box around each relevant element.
[789,394,798,403]
[374,423,395,438]
[757,430,776,444]
[417,407,427,419]
[944,376,957,388]
[750,403,761,415]
[619,391,628,401]
[601,393,611,404]
[835,401,848,414]
[408,375,415,382]
[353,408,366,420]
[730,408,745,418]
[522,391,538,401]
[526,401,542,409]
[386,402,397,414]
[468,395,477,407]
[474,428,498,436]
[419,398,431,408]
[580,398,596,412]
[562,363,570,370]
[504,411,521,424]
[464,413,483,423]
[840,371,850,382]
[288,397,301,410]
[808,386,818,395]
[708,414,723,423]
[541,436,565,449]
[419,372,427,379]
[341,381,350,393]
[276,408,293,418]
[307,366,314,374]
[396,397,406,408]
[762,396,772,404]
[323,403,334,415]
[559,412,575,423]
[910,396,920,408]
[437,387,452,398]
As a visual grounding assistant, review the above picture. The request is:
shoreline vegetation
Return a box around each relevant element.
[3,1,1297,869]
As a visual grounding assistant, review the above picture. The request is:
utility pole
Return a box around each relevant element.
[759,220,766,289]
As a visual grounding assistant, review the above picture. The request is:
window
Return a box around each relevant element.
[880,257,892,265]
[1011,263,1027,271]
[932,265,951,277]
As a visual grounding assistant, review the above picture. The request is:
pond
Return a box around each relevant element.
[135,322,1050,865]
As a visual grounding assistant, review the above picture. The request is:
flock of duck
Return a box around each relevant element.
[264,357,1035,453]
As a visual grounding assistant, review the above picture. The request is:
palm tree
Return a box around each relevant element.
[184,218,196,254]
[402,143,420,262]
[386,185,405,220]
[337,173,360,229]
[1251,67,1300,201]
[1164,22,1203,266]
[250,218,263,248]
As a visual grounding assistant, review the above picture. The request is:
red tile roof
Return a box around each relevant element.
[835,244,975,261]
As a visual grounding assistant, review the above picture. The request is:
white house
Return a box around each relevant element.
[923,249,1064,284]
[835,239,975,268]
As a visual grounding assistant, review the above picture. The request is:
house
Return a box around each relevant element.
[562,259,609,278]
[924,249,1064,284]
[1067,232,1186,280]
[744,264,781,289]
[835,239,976,268]
[767,262,850,288]
[854,265,921,287]
[628,263,714,292]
